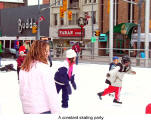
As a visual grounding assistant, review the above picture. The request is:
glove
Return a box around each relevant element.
[71,80,77,90]
[70,75,77,90]
[66,84,72,95]
[106,73,110,77]
[105,79,111,85]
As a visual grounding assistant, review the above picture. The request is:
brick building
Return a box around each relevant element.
[43,0,50,4]
[98,0,151,56]
[0,0,27,9]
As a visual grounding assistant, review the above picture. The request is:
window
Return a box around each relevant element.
[128,0,135,23]
[60,18,64,25]
[100,0,104,32]
[85,0,87,4]
[69,13,78,25]
[54,14,57,25]
[84,12,89,25]
[93,0,96,3]
[69,0,79,8]
[92,11,96,24]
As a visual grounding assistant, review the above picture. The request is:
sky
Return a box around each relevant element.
[27,0,42,6]
[0,59,151,120]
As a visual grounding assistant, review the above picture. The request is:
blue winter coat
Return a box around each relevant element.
[54,67,69,86]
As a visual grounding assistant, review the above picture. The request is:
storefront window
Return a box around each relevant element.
[60,18,64,25]
[54,13,57,25]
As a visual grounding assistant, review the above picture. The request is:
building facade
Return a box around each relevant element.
[0,0,27,9]
[49,0,100,57]
[49,0,151,57]
[43,0,50,4]
[0,4,50,49]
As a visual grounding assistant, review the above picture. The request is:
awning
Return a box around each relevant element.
[106,23,137,39]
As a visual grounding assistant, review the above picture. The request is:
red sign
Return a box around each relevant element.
[58,28,85,37]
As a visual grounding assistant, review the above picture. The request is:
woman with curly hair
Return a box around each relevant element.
[19,40,60,114]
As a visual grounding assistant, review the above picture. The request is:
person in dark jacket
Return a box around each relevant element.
[105,56,119,85]
[72,42,81,65]
[14,36,20,58]
[54,49,77,108]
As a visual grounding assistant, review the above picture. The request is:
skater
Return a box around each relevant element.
[72,42,80,65]
[105,56,119,85]
[0,41,2,67]
[40,36,52,67]
[19,40,60,114]
[16,51,26,80]
[145,103,151,114]
[14,36,20,58]
[54,49,77,108]
[97,55,136,104]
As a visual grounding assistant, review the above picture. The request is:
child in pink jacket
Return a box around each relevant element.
[19,40,60,114]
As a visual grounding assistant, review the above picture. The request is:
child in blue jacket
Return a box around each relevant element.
[54,49,77,108]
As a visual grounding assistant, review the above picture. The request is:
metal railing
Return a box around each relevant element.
[52,47,151,67]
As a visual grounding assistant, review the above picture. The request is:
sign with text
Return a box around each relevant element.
[58,29,85,37]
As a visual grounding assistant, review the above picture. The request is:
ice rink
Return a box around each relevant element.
[0,59,151,120]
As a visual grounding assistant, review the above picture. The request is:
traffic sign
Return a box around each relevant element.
[91,37,96,43]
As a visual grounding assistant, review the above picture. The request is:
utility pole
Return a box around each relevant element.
[145,0,150,67]
[136,0,144,66]
[109,0,114,62]
[37,0,40,40]
[91,1,94,59]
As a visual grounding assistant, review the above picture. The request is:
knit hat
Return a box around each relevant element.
[66,49,76,58]
[113,56,119,60]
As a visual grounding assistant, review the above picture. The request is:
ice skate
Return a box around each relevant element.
[113,99,122,104]
[97,92,103,100]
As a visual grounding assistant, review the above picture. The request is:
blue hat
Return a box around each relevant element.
[113,56,119,60]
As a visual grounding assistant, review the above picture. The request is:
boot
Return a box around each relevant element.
[113,99,122,104]
[97,92,103,100]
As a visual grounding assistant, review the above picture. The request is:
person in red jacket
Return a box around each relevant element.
[72,42,81,65]
[16,51,26,80]
[146,103,151,114]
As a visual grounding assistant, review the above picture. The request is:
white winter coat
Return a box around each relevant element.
[107,66,135,87]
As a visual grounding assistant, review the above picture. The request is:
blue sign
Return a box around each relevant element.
[99,34,107,42]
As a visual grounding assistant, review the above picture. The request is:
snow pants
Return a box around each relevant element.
[56,83,71,108]
[102,85,122,101]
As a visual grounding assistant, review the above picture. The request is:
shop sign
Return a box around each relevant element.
[58,28,85,37]
[17,18,37,33]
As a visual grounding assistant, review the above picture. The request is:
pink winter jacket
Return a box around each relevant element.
[19,61,60,114]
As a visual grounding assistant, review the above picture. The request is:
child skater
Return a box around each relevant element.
[16,51,26,80]
[54,49,77,108]
[105,56,119,85]
[97,55,136,104]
